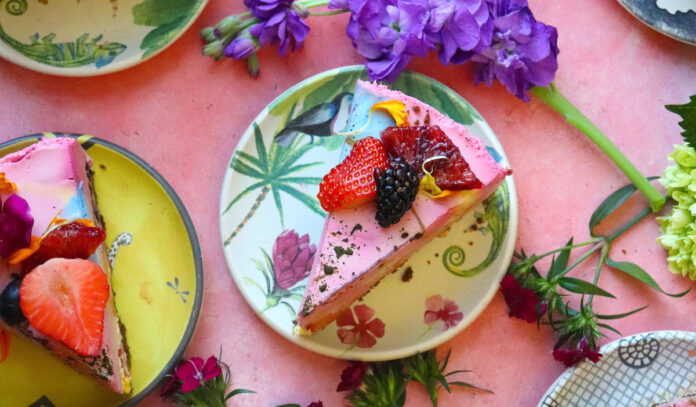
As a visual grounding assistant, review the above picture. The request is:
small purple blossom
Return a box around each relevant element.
[0,194,33,258]
[471,0,559,101]
[331,0,435,82]
[246,0,311,56]
[175,356,222,393]
[272,230,316,290]
[224,36,259,60]
[427,0,492,65]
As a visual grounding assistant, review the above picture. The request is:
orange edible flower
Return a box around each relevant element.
[370,100,409,127]
[0,173,16,193]
[7,236,41,265]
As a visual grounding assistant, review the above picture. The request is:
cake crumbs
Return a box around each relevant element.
[334,246,354,259]
[401,267,413,282]
[323,264,337,275]
[401,232,409,239]
[350,223,363,235]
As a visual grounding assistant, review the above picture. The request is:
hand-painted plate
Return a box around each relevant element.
[0,133,203,406]
[539,331,696,407]
[0,0,208,76]
[219,66,518,361]
[617,0,696,45]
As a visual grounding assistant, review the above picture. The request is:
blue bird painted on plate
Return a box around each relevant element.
[274,92,353,147]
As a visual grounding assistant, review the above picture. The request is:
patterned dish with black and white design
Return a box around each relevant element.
[617,0,696,45]
[539,331,696,407]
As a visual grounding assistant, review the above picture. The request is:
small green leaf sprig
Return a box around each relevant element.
[507,180,690,361]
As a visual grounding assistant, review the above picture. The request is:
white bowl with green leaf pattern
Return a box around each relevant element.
[0,0,207,76]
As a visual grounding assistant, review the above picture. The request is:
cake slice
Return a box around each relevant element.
[653,395,696,407]
[0,137,131,394]
[296,80,509,334]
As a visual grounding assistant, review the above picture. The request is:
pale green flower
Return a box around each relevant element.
[658,144,696,280]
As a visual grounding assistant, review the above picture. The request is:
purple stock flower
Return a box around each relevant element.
[224,36,259,60]
[246,0,310,56]
[0,194,33,258]
[272,230,316,290]
[331,0,434,82]
[471,0,559,101]
[427,0,492,65]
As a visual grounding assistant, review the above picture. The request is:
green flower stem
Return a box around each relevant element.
[531,84,665,212]
[309,9,348,16]
[299,0,332,8]
[534,239,601,260]
[588,245,610,305]
[555,242,604,280]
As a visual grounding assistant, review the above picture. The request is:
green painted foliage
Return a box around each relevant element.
[132,0,203,57]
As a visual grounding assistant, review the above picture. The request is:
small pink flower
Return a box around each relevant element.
[307,402,323,407]
[337,304,385,348]
[552,337,603,367]
[336,361,369,392]
[272,230,317,290]
[500,274,547,323]
[175,356,222,393]
[424,295,463,330]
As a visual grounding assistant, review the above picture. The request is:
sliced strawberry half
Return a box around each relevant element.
[381,125,482,190]
[318,137,390,211]
[23,222,105,272]
[20,258,110,357]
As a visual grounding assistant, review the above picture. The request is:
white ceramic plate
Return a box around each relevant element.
[0,0,208,76]
[539,330,696,407]
[219,66,518,361]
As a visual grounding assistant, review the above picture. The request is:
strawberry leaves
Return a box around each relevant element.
[666,95,696,149]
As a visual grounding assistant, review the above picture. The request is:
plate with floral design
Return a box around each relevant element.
[539,330,696,407]
[219,66,518,361]
[0,0,208,76]
[0,133,203,406]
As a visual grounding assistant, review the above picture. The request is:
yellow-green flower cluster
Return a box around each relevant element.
[657,144,696,280]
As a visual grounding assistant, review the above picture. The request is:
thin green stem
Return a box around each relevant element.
[309,9,348,16]
[534,239,601,260]
[588,245,610,305]
[531,84,665,212]
[606,206,654,242]
[555,242,604,280]
[299,0,331,8]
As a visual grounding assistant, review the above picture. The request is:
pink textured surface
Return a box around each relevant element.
[1,0,695,406]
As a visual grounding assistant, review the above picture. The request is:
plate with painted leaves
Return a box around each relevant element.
[0,0,208,76]
[219,65,519,361]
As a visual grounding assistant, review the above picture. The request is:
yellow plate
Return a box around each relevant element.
[0,133,203,406]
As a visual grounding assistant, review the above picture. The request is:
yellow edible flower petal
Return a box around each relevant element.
[370,100,409,127]
[419,156,454,198]
[0,173,16,194]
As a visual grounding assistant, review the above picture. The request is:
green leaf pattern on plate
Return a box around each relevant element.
[132,0,203,58]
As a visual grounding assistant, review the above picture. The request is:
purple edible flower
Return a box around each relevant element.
[0,194,33,258]
[427,0,492,65]
[246,0,311,56]
[224,36,260,60]
[471,0,559,101]
[331,0,435,82]
[272,230,316,290]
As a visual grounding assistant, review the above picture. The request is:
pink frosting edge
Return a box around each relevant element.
[0,137,92,169]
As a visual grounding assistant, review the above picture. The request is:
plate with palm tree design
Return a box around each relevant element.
[0,0,207,76]
[219,65,518,361]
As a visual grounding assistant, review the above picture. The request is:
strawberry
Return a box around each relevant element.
[20,258,110,357]
[318,137,390,211]
[23,222,105,272]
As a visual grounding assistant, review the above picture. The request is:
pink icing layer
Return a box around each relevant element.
[297,81,508,333]
[657,396,696,407]
[0,138,92,236]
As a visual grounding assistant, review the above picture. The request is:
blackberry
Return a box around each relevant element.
[375,158,420,227]
[0,278,25,325]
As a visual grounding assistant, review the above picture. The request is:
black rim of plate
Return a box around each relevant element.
[0,133,204,407]
[617,0,696,45]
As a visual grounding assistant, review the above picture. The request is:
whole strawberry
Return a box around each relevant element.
[318,137,390,211]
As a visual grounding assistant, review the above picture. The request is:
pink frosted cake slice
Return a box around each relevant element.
[296,80,509,334]
[0,138,131,394]
[654,395,696,407]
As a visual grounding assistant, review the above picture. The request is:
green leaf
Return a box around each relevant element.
[225,388,255,400]
[558,277,615,298]
[606,258,691,297]
[242,277,266,295]
[132,0,199,26]
[666,95,696,149]
[268,75,334,117]
[302,72,355,114]
[234,151,263,169]
[596,304,648,320]
[275,404,302,407]
[276,183,326,217]
[221,180,265,215]
[271,185,285,227]
[597,322,622,336]
[231,158,265,179]
[589,177,658,234]
[448,381,494,394]
[547,238,573,281]
[284,161,323,175]
[253,122,269,172]
[139,17,187,57]
[279,176,323,185]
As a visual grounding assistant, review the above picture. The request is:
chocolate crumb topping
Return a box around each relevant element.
[334,246,354,258]
[401,232,409,239]
[413,233,423,239]
[350,223,363,235]
[413,106,421,113]
[402,267,414,282]
[323,264,337,275]
[319,283,327,292]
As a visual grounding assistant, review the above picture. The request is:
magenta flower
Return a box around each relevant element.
[160,373,180,398]
[307,402,324,407]
[272,230,316,290]
[552,337,602,367]
[499,274,547,323]
[0,194,33,258]
[337,304,386,348]
[336,361,369,392]
[424,295,464,330]
[175,356,222,393]
[471,0,559,101]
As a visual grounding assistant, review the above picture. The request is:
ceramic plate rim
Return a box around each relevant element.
[0,133,204,406]
[617,0,696,46]
[537,329,696,407]
[219,65,518,361]
[0,0,209,77]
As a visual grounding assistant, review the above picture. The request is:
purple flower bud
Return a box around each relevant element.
[272,230,316,290]
[225,36,259,60]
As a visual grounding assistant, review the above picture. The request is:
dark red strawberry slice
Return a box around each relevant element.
[20,258,109,356]
[381,125,482,190]
[23,222,106,272]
